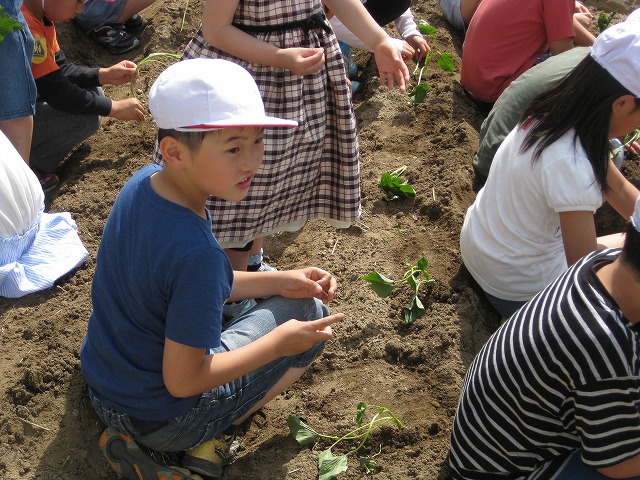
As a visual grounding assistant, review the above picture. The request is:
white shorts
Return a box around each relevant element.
[437,0,465,31]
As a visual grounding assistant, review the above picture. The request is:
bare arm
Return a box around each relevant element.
[572,16,596,46]
[604,158,640,219]
[559,210,598,266]
[162,313,344,397]
[597,453,640,478]
[324,0,409,91]
[549,37,574,55]
[201,0,325,75]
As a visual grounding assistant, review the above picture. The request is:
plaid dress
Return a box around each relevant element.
[154,0,361,248]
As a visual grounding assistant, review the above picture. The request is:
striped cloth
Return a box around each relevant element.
[0,132,88,298]
[153,0,360,248]
[449,249,640,480]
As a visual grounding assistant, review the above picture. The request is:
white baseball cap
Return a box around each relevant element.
[149,58,298,132]
[591,20,640,97]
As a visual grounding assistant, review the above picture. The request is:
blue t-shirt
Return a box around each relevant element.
[81,164,234,421]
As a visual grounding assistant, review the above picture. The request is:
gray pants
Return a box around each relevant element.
[30,87,102,173]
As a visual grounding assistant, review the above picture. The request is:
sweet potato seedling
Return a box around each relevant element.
[287,403,402,479]
[378,165,416,201]
[409,21,455,105]
[362,256,436,324]
[0,6,22,43]
[598,10,617,32]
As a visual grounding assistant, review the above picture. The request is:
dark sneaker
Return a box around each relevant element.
[181,429,239,479]
[99,427,204,480]
[90,25,140,54]
[124,14,147,34]
[32,168,59,193]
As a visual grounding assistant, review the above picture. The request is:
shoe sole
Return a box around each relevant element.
[99,428,196,480]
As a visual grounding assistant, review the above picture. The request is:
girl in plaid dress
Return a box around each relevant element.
[158,0,408,273]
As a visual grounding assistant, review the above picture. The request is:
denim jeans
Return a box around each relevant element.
[0,0,36,120]
[89,296,328,452]
[552,450,640,480]
[30,89,102,173]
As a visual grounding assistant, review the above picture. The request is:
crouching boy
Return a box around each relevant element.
[81,58,344,480]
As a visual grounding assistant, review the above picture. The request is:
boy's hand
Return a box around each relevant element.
[372,39,410,93]
[406,35,430,61]
[278,267,338,304]
[98,61,138,86]
[273,313,345,356]
[277,47,325,76]
[109,98,145,121]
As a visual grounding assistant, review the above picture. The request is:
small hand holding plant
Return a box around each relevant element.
[409,21,455,105]
[287,402,402,479]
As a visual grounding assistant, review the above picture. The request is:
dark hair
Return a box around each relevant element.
[620,221,640,278]
[519,55,638,194]
[157,128,217,153]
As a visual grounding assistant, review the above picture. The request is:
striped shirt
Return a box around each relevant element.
[450,249,640,479]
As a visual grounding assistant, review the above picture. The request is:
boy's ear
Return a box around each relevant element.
[159,136,186,170]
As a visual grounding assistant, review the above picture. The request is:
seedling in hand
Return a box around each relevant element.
[409,21,455,105]
[287,403,402,479]
[378,165,416,201]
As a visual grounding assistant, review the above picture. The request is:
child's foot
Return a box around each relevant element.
[247,248,277,272]
[123,14,148,34]
[99,427,204,480]
[32,168,59,193]
[181,429,239,479]
[89,25,140,54]
[222,298,257,323]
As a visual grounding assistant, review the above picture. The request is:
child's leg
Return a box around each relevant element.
[114,0,155,24]
[0,117,32,163]
[30,90,102,174]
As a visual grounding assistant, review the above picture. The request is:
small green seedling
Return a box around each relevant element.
[598,10,617,32]
[400,257,436,324]
[180,0,190,32]
[287,403,402,479]
[409,21,455,105]
[362,256,436,324]
[130,52,182,98]
[0,6,22,43]
[378,165,416,201]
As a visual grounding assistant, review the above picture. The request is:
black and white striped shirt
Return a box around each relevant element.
[450,249,640,480]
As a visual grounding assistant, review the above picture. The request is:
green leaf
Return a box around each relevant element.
[402,296,425,324]
[597,11,616,33]
[436,52,455,72]
[358,456,378,474]
[361,271,395,298]
[318,449,349,480]
[378,169,416,201]
[287,415,319,447]
[0,7,22,43]
[418,21,437,36]
[409,83,430,105]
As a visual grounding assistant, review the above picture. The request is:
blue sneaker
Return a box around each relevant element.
[351,80,361,95]
[338,40,358,78]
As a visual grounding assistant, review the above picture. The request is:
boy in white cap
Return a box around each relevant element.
[81,58,344,480]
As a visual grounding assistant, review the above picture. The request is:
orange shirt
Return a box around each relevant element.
[21,5,60,80]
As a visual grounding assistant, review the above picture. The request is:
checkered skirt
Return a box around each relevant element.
[152,0,361,248]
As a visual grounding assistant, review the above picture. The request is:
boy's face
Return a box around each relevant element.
[185,127,265,203]
[44,0,84,22]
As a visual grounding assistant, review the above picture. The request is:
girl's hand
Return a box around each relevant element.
[406,35,430,61]
[372,38,410,93]
[272,313,345,356]
[278,47,325,76]
[399,41,416,62]
[98,60,137,86]
[278,267,338,304]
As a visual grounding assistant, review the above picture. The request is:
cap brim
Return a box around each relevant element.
[175,116,298,131]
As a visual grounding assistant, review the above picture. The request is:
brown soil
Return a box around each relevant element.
[0,1,636,478]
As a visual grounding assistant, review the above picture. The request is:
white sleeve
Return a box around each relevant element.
[329,16,369,51]
[395,8,422,39]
